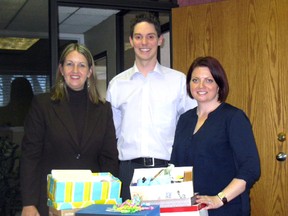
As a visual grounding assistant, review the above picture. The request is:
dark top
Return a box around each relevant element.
[20,88,118,216]
[67,86,87,143]
[170,103,260,216]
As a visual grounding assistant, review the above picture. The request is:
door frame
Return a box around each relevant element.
[49,0,178,85]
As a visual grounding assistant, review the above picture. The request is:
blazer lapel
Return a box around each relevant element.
[52,98,79,147]
[81,101,100,145]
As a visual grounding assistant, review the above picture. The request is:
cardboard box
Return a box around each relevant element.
[160,204,208,216]
[47,170,121,204]
[49,207,80,216]
[130,166,193,201]
[75,204,160,216]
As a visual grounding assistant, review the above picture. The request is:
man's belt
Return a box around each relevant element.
[130,157,168,167]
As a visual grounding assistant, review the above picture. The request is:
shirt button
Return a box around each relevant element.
[76,154,81,159]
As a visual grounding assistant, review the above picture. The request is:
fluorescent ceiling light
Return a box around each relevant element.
[0,37,39,50]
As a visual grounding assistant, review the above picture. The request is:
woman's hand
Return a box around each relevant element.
[195,178,247,210]
[21,205,40,216]
[195,194,223,210]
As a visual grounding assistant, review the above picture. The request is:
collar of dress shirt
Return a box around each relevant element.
[130,61,164,79]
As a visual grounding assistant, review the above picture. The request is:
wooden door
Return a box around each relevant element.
[172,0,288,215]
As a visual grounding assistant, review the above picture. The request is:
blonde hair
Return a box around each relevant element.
[51,43,104,104]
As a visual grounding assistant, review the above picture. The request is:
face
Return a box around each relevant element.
[60,50,92,91]
[190,66,219,104]
[129,21,163,63]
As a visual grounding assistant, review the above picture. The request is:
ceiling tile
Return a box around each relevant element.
[0,0,26,29]
[59,24,92,34]
[63,14,107,26]
[58,6,79,14]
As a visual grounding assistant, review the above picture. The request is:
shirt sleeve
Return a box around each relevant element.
[177,74,197,115]
[106,81,121,139]
[20,96,45,205]
[228,109,261,189]
[98,102,119,177]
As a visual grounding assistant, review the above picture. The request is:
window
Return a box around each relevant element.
[0,75,50,106]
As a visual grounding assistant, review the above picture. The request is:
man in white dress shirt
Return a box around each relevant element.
[106,12,196,200]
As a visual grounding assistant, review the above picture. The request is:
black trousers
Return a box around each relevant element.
[119,160,168,201]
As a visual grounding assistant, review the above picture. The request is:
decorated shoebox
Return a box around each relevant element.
[141,194,208,215]
[75,204,160,216]
[47,170,122,210]
[129,166,193,201]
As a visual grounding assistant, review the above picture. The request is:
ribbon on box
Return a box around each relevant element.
[106,199,154,214]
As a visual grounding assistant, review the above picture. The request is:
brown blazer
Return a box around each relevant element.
[20,93,118,216]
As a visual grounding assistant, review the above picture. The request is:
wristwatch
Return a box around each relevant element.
[217,192,228,205]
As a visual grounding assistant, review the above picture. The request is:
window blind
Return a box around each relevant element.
[0,75,50,106]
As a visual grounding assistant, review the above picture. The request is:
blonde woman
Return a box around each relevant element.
[20,43,118,216]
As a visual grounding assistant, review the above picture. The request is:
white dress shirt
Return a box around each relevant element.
[106,62,197,161]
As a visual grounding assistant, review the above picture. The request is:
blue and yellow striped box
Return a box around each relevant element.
[47,172,121,204]
[90,173,121,200]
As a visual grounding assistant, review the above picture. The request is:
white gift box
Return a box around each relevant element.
[130,166,193,201]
